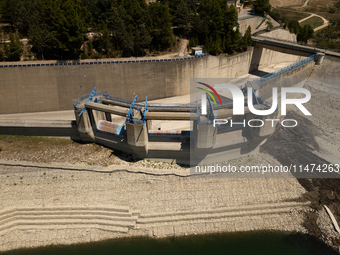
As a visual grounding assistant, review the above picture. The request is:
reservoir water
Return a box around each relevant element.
[1,231,337,255]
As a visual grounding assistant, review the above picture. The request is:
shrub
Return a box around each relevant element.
[80,53,89,59]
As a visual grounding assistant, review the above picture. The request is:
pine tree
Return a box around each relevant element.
[231,27,242,52]
[149,2,173,50]
[28,24,54,60]
[223,5,238,36]
[253,0,271,16]
[39,0,89,59]
[107,6,134,56]
[4,33,22,61]
[173,0,191,36]
[242,25,252,50]
[134,25,151,56]
[297,24,314,43]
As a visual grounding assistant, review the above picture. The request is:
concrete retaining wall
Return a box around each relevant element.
[239,15,280,35]
[259,61,315,101]
[258,29,304,68]
[0,51,253,115]
[259,48,304,69]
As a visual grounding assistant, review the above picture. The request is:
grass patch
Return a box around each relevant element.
[314,11,340,20]
[272,8,310,21]
[270,0,305,7]
[0,135,72,147]
[0,135,73,153]
[300,16,324,28]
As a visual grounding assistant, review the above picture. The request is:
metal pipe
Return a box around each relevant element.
[86,102,128,117]
[102,99,139,109]
[147,106,192,112]
[145,112,195,120]
[102,99,193,112]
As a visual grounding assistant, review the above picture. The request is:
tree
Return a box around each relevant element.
[173,0,191,36]
[191,14,209,43]
[94,23,114,57]
[230,27,242,52]
[242,26,252,50]
[28,24,54,60]
[253,0,271,16]
[107,6,134,56]
[149,2,173,50]
[199,0,224,37]
[288,20,301,35]
[16,0,41,36]
[133,25,151,56]
[0,44,5,61]
[223,5,238,36]
[0,0,19,27]
[4,33,22,61]
[297,24,314,43]
[37,0,89,59]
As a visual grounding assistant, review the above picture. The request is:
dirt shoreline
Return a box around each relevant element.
[0,111,339,252]
[0,149,310,252]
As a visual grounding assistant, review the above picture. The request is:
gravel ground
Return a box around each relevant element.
[259,58,340,249]
[0,137,310,251]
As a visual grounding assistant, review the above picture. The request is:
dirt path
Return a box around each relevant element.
[302,0,310,7]
[178,39,189,57]
[298,13,329,32]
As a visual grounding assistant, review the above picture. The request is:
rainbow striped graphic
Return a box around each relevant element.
[197,82,223,106]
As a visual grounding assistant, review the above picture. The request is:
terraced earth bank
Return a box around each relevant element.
[260,56,340,247]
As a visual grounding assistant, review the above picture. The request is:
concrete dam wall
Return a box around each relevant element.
[258,30,304,69]
[0,51,254,115]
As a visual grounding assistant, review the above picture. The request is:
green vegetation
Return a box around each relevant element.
[0,33,23,61]
[0,0,254,60]
[0,134,72,146]
[328,1,340,14]
[300,16,324,29]
[313,18,340,50]
[311,1,340,49]
[287,20,314,43]
[309,1,340,48]
[271,1,340,49]
[253,0,271,15]
[271,9,310,23]
[270,9,314,43]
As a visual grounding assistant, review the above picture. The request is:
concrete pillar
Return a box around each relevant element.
[194,123,217,159]
[249,45,263,72]
[74,109,95,142]
[315,53,325,65]
[126,123,148,158]
[105,112,112,122]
